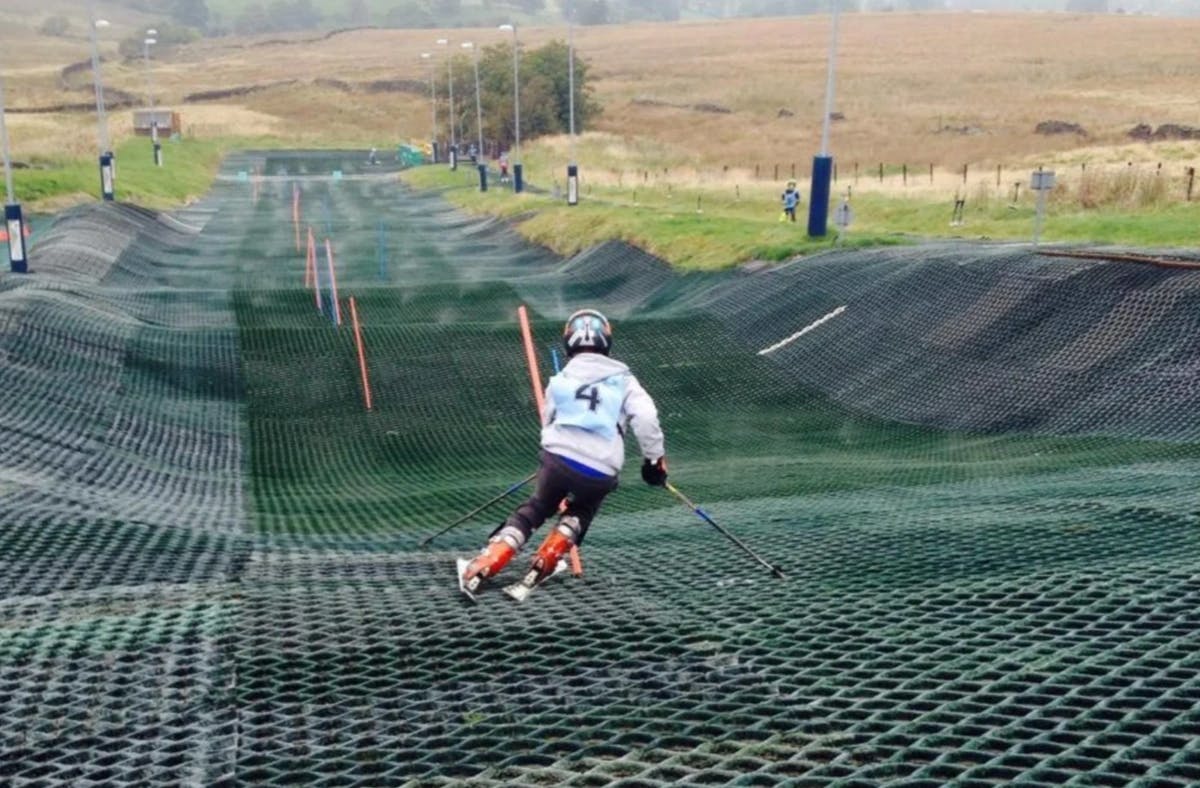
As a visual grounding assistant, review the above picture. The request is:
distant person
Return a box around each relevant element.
[498,151,510,184]
[367,148,379,166]
[781,180,800,222]
[469,142,479,163]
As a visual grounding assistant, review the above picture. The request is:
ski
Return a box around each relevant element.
[456,558,481,603]
[503,558,569,602]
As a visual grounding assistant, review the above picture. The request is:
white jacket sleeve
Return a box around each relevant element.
[541,382,555,428]
[623,374,665,461]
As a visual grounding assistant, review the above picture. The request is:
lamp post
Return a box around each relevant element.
[462,42,486,192]
[499,23,523,193]
[87,1,114,200]
[807,2,841,237]
[566,12,579,206]
[1,69,28,272]
[437,38,457,170]
[143,31,162,167]
[421,52,438,163]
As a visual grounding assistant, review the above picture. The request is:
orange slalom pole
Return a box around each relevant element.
[517,305,583,576]
[325,239,343,327]
[350,297,373,411]
[517,305,546,414]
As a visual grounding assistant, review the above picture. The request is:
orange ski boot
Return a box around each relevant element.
[461,528,523,594]
[518,516,581,591]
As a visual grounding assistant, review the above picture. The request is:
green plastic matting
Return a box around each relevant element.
[1,150,1199,786]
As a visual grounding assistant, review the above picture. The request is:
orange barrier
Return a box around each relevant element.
[325,239,342,326]
[517,305,583,576]
[349,297,373,411]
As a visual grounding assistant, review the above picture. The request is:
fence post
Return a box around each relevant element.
[963,164,968,184]
[878,163,883,182]
[996,164,1001,188]
[1187,167,1195,201]
[903,164,908,186]
[929,163,933,184]
[774,164,779,180]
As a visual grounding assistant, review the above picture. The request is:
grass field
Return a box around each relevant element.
[5,10,1200,254]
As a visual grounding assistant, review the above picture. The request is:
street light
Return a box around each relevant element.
[807,3,841,237]
[87,1,114,200]
[462,42,486,192]
[0,68,29,272]
[499,23,523,193]
[143,32,162,167]
[420,52,438,163]
[436,38,456,170]
[566,11,579,206]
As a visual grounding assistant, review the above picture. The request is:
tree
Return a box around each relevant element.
[434,39,600,149]
[170,0,210,30]
[520,40,601,136]
[384,2,437,27]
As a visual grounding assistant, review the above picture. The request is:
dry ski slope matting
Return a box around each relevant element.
[2,150,1200,786]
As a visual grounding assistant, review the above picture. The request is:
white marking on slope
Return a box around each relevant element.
[757,306,847,355]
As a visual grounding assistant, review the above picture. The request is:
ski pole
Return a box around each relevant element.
[420,472,537,547]
[664,482,786,579]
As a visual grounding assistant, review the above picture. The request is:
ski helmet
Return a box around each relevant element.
[562,309,613,357]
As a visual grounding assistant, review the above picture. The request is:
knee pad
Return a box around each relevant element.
[493,524,528,552]
[555,515,582,544]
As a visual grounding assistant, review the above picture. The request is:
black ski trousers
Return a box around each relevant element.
[503,451,618,546]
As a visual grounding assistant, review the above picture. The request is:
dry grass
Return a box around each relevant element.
[6,12,1200,190]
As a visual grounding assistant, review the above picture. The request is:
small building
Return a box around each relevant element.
[132,109,181,136]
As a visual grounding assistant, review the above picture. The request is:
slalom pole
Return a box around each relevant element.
[311,230,324,315]
[517,305,546,413]
[349,296,373,411]
[293,183,301,252]
[517,305,583,576]
[325,239,342,327]
[420,472,538,547]
[664,482,786,579]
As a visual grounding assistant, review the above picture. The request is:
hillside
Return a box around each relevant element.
[6,12,1200,173]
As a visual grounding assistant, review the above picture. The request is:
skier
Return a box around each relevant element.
[781,180,800,222]
[461,308,669,596]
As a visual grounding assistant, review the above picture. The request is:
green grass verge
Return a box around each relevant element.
[13,135,285,212]
[403,158,1200,269]
[401,164,902,271]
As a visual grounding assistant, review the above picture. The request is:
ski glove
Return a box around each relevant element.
[641,457,668,487]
